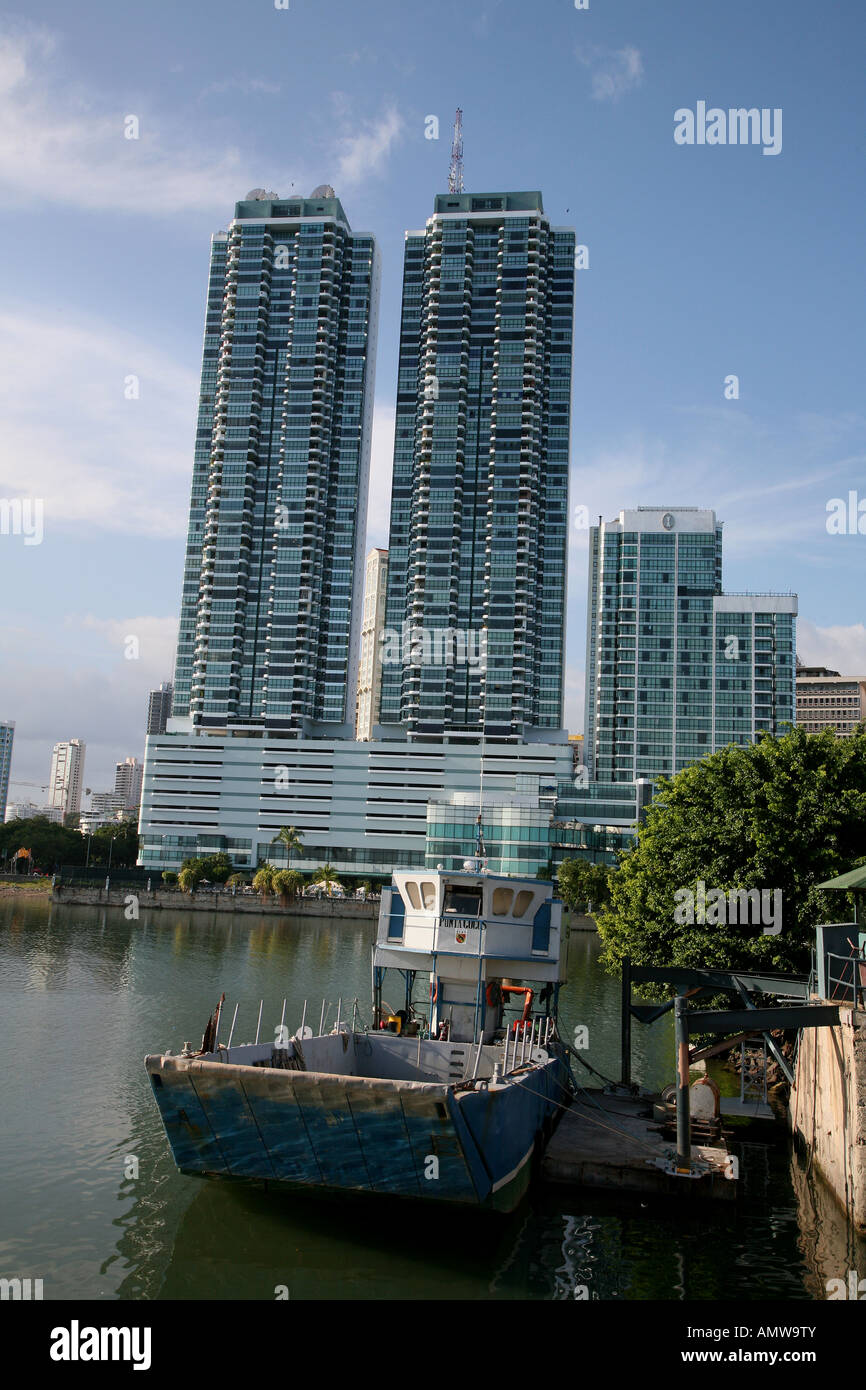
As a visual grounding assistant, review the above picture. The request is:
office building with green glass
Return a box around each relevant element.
[584,507,797,783]
[378,190,574,742]
[172,187,379,738]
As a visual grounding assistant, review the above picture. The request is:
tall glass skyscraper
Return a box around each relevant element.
[0,720,13,824]
[378,191,574,741]
[172,188,379,737]
[584,508,797,782]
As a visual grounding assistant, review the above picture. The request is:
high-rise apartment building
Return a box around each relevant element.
[796,668,866,736]
[355,548,389,740]
[146,682,174,737]
[584,508,797,782]
[0,720,13,825]
[379,190,574,740]
[114,757,144,812]
[171,187,379,738]
[48,739,85,820]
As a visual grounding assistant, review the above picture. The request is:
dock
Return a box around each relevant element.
[542,1089,736,1201]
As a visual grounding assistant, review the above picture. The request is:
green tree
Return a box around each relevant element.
[557,859,613,913]
[91,821,139,868]
[0,817,86,873]
[161,870,178,886]
[226,872,248,889]
[178,866,199,894]
[203,851,232,884]
[273,869,304,902]
[272,825,304,869]
[311,864,341,896]
[597,727,866,980]
[253,864,277,896]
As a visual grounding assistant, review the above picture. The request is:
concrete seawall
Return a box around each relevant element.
[790,1005,866,1232]
[51,885,378,919]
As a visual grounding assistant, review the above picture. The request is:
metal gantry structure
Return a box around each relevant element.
[448,108,464,193]
[620,959,842,1174]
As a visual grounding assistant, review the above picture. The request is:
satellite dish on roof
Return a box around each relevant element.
[310,184,336,198]
[245,188,280,201]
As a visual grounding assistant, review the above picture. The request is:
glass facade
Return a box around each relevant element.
[380,191,574,738]
[0,720,13,824]
[585,509,797,782]
[172,192,378,736]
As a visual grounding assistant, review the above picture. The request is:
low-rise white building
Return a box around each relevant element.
[138,723,572,876]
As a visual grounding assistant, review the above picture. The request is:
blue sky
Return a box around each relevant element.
[0,0,864,796]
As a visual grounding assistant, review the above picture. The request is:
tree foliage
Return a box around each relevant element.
[272,825,304,867]
[311,864,341,895]
[557,859,613,913]
[0,817,86,872]
[273,869,304,901]
[597,727,866,979]
[253,864,276,896]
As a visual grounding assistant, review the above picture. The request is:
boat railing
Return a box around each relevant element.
[202,995,370,1055]
[500,1014,556,1075]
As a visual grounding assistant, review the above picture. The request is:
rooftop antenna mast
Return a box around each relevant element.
[448,108,464,194]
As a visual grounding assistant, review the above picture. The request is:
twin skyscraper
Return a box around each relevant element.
[141,184,796,878]
[170,185,575,744]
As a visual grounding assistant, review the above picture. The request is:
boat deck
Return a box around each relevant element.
[542,1089,736,1201]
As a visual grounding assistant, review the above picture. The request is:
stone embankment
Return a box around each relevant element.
[51,883,377,918]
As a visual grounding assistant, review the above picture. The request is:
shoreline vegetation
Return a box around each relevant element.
[0,877,53,897]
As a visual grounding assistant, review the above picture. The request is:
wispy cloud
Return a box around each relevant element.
[0,308,197,538]
[0,26,254,215]
[0,611,177,787]
[199,76,281,100]
[575,43,643,102]
[333,105,404,186]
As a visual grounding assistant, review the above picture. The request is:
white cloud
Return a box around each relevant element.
[797,620,866,677]
[0,611,177,790]
[575,43,643,102]
[334,106,404,187]
[0,308,197,538]
[0,27,256,216]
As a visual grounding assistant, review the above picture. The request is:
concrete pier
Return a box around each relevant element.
[542,1090,736,1201]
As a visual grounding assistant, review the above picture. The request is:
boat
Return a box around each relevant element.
[145,862,573,1212]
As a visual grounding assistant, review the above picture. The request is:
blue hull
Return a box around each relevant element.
[145,1049,570,1212]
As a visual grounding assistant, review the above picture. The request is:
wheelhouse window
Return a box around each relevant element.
[404,881,421,910]
[513,890,535,917]
[420,881,437,910]
[492,887,514,916]
[443,886,483,916]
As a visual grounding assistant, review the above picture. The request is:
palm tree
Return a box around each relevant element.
[311,864,341,897]
[273,869,303,904]
[253,864,276,897]
[272,825,304,871]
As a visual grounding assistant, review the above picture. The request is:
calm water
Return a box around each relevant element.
[0,895,859,1301]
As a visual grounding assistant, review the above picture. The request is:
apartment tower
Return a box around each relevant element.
[378,190,575,741]
[171,187,379,738]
